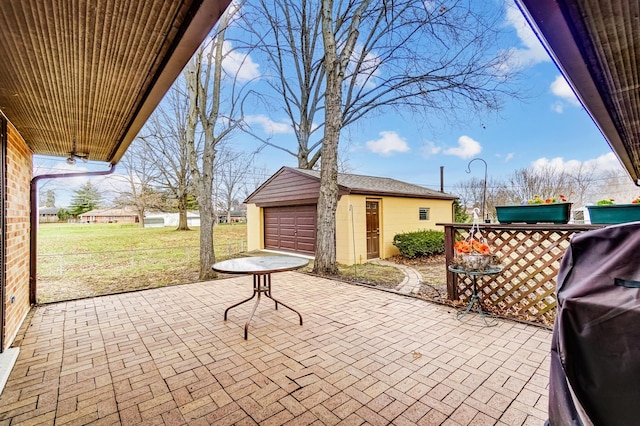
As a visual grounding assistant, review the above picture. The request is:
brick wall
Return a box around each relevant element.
[3,120,32,350]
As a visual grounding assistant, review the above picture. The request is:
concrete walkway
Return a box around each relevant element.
[369,259,425,295]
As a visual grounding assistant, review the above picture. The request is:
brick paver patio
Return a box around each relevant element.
[0,272,551,425]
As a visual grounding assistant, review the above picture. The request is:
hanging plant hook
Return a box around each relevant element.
[466,158,488,221]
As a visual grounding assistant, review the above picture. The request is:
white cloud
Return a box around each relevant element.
[531,152,621,174]
[504,152,514,162]
[200,38,260,82]
[443,135,482,159]
[348,44,382,88]
[365,131,410,156]
[500,3,551,71]
[420,141,442,158]
[550,75,581,112]
[551,102,564,114]
[221,40,260,82]
[245,115,293,134]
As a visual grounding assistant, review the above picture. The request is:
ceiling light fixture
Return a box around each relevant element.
[67,137,89,165]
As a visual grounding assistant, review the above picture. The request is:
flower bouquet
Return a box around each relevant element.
[527,194,567,204]
[451,209,499,271]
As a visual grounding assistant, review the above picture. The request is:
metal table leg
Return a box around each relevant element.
[224,273,303,339]
[456,275,497,327]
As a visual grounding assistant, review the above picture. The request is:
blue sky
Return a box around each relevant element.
[223,1,626,192]
[34,1,633,207]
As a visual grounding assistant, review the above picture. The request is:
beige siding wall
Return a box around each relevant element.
[4,120,32,350]
[246,203,263,252]
[335,197,357,264]
[336,195,453,263]
[379,197,453,258]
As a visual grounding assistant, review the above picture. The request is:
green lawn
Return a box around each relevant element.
[36,222,405,304]
[37,222,247,303]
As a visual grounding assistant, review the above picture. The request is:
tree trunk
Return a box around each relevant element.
[176,193,190,231]
[198,191,215,279]
[136,208,145,227]
[313,0,341,276]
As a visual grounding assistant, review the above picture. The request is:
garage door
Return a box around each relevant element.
[264,205,316,255]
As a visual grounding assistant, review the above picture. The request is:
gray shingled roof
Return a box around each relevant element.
[291,168,456,199]
[78,208,139,217]
[38,207,60,215]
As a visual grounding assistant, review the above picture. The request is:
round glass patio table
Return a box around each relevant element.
[212,256,309,339]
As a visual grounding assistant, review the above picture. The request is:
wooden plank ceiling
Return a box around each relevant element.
[0,0,230,164]
[516,0,640,185]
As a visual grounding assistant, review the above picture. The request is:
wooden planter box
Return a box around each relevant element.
[495,203,572,224]
[587,204,640,224]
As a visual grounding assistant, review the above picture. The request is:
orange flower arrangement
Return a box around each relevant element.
[454,239,491,255]
[528,194,567,204]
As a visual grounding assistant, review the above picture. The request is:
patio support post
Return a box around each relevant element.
[444,224,458,300]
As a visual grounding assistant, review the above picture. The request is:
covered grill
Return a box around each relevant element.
[549,222,640,425]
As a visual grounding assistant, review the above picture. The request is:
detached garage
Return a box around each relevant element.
[245,167,457,264]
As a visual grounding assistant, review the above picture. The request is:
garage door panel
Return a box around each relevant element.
[295,216,315,225]
[264,205,316,255]
[278,229,296,237]
[278,217,296,225]
[296,242,315,253]
[278,240,296,250]
[296,229,315,238]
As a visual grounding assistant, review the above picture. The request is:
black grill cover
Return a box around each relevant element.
[548,222,640,426]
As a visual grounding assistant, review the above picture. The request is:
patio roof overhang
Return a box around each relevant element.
[0,0,231,164]
[516,0,640,186]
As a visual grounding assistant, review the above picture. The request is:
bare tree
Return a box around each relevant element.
[506,166,572,204]
[589,169,640,204]
[138,84,194,230]
[113,143,162,227]
[312,0,370,274]
[238,0,518,273]
[241,164,271,200]
[452,177,510,222]
[566,161,598,208]
[39,189,56,208]
[184,4,245,279]
[241,0,515,170]
[215,150,254,223]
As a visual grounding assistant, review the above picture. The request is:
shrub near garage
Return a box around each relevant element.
[392,230,445,259]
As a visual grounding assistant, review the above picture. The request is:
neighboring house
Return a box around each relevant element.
[218,209,247,223]
[78,208,139,224]
[245,167,457,264]
[144,211,201,228]
[38,207,59,223]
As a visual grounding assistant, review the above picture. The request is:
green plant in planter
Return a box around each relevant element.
[596,198,616,206]
[588,196,640,224]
